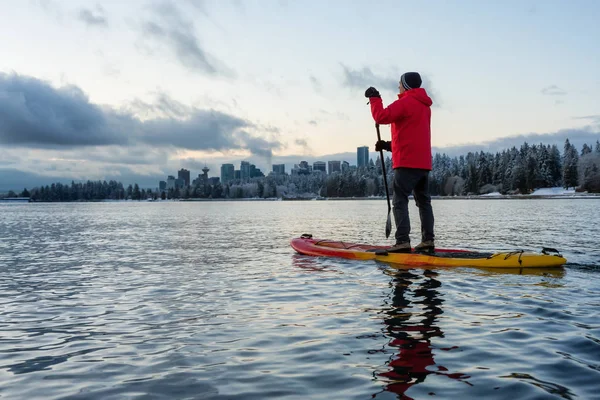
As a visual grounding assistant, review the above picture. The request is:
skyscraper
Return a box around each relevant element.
[167,175,176,190]
[221,164,235,183]
[313,161,326,173]
[178,168,190,187]
[240,161,251,181]
[272,164,285,175]
[357,146,369,168]
[328,160,341,175]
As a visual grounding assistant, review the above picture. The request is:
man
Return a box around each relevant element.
[365,72,435,253]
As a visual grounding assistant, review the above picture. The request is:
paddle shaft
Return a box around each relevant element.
[376,123,392,214]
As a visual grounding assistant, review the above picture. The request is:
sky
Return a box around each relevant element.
[1,0,599,191]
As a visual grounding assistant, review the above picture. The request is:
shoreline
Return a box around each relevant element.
[3,194,599,203]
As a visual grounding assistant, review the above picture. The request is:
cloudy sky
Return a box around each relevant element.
[1,0,599,190]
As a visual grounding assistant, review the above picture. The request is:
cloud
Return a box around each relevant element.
[179,157,210,171]
[236,131,281,162]
[340,64,397,93]
[308,120,317,126]
[78,5,108,27]
[33,0,63,20]
[318,109,350,121]
[79,146,171,166]
[527,5,538,15]
[0,165,169,192]
[541,85,567,96]
[0,72,129,147]
[573,115,600,126]
[340,64,441,106]
[140,2,235,78]
[0,152,19,166]
[0,168,68,192]
[433,127,600,157]
[293,138,312,155]
[309,75,322,93]
[0,72,282,158]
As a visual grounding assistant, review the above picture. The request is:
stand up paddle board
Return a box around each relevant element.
[290,234,567,269]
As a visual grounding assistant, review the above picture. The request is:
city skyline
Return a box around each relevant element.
[156,148,370,190]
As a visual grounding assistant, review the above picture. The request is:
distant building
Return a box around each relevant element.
[234,170,241,180]
[209,177,220,186]
[342,161,350,172]
[240,161,251,181]
[167,175,176,190]
[249,164,264,178]
[159,181,167,191]
[192,166,210,186]
[300,161,311,174]
[313,161,326,173]
[221,164,235,183]
[357,146,369,168]
[291,161,311,175]
[194,166,211,186]
[178,168,190,187]
[272,164,285,175]
[175,178,185,189]
[328,160,341,175]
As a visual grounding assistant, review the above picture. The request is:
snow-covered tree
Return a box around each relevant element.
[579,152,600,192]
[562,139,579,189]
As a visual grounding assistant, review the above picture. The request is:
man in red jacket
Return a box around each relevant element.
[365,72,435,253]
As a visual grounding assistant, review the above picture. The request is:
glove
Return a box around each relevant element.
[365,87,381,98]
[375,140,391,152]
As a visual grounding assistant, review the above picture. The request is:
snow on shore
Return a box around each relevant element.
[530,187,576,196]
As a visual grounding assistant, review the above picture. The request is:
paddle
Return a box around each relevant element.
[375,123,392,238]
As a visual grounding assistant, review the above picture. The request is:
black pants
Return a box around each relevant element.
[392,167,435,244]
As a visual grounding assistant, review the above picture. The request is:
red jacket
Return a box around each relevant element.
[369,88,433,170]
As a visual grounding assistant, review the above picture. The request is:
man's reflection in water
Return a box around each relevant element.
[375,268,471,399]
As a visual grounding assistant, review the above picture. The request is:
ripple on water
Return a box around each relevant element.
[1,201,599,399]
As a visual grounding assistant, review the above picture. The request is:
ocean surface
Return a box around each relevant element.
[1,199,599,400]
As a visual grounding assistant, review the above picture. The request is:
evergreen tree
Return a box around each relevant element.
[133,184,141,200]
[562,139,579,189]
[211,183,223,198]
[476,151,492,190]
[581,143,592,156]
[257,181,265,198]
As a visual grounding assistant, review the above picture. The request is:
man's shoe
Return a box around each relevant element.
[415,240,435,254]
[388,242,412,253]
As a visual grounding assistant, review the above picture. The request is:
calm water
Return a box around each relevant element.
[1,199,599,400]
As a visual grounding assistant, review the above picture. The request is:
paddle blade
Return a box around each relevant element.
[385,212,392,238]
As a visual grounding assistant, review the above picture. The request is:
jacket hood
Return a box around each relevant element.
[398,88,433,107]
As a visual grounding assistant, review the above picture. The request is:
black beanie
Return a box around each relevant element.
[401,72,422,90]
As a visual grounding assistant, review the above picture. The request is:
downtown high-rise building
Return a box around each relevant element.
[240,161,251,181]
[272,164,285,175]
[221,164,235,183]
[357,146,369,168]
[328,160,341,175]
[178,168,190,187]
[313,161,326,173]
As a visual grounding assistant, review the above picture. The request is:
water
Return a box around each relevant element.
[1,199,599,399]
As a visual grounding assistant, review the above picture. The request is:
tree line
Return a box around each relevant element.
[4,138,600,202]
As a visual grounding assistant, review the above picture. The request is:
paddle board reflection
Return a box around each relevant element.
[374,268,471,399]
